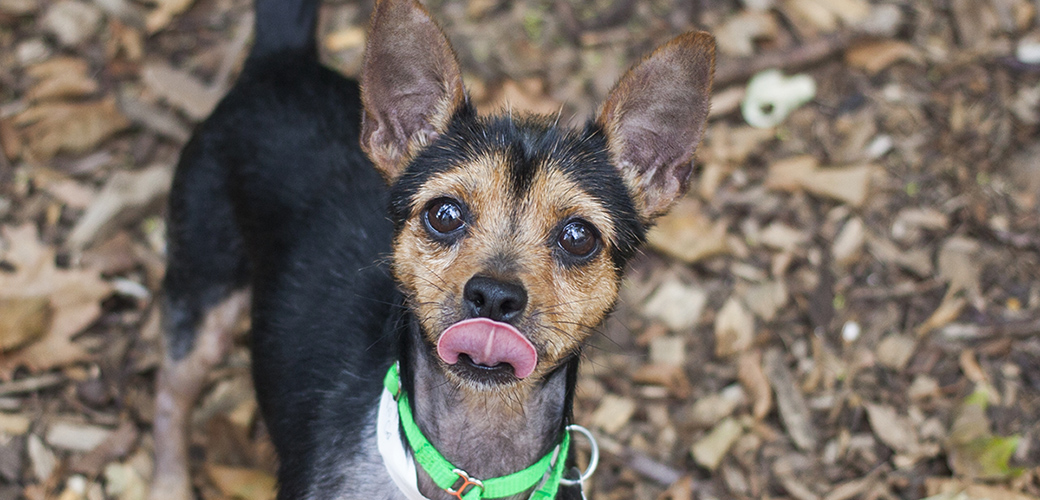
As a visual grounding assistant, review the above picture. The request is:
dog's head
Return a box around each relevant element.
[360,0,714,392]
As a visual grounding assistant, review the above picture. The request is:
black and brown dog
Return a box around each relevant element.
[150,0,714,498]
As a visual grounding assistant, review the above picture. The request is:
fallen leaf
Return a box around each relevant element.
[145,0,197,32]
[714,297,755,358]
[324,26,366,52]
[947,387,1024,480]
[647,198,729,263]
[766,156,875,206]
[15,97,130,161]
[70,420,139,476]
[641,277,708,331]
[103,461,147,500]
[764,349,817,450]
[759,222,809,251]
[0,224,112,377]
[831,217,865,264]
[715,10,779,56]
[682,385,746,428]
[45,421,114,452]
[41,0,102,47]
[865,403,920,455]
[845,39,922,75]
[876,334,917,370]
[737,351,772,420]
[649,336,686,367]
[0,414,31,435]
[691,417,743,470]
[925,478,1038,500]
[740,280,787,322]
[915,291,967,336]
[140,62,222,120]
[204,464,277,500]
[66,163,174,251]
[0,296,51,352]
[632,363,692,399]
[590,395,637,434]
[27,434,56,482]
[26,57,99,101]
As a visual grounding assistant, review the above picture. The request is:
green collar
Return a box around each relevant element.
[384,363,570,499]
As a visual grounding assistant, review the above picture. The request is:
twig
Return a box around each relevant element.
[0,372,65,396]
[714,33,859,88]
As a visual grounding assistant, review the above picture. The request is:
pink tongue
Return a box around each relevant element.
[436,318,538,379]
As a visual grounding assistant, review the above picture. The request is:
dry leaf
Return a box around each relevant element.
[845,40,922,75]
[876,334,917,370]
[767,156,874,206]
[0,224,112,377]
[26,57,99,101]
[741,280,787,322]
[865,403,920,455]
[832,217,865,264]
[66,164,174,251]
[684,386,746,428]
[204,464,277,500]
[647,198,730,263]
[41,0,102,47]
[632,363,692,399]
[714,297,755,358]
[925,478,1038,500]
[715,10,779,56]
[15,97,130,161]
[737,351,772,420]
[764,349,817,450]
[590,395,637,434]
[641,277,708,331]
[0,296,51,352]
[916,291,967,336]
[145,0,197,32]
[324,26,366,52]
[691,417,743,470]
[140,62,222,120]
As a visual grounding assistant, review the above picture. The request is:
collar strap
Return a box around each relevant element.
[384,364,570,499]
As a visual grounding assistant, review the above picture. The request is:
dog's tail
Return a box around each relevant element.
[251,0,320,58]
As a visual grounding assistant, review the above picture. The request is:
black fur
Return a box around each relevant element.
[164,0,641,497]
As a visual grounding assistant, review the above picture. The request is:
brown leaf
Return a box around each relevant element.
[714,297,755,358]
[144,0,196,32]
[140,63,222,120]
[737,351,772,420]
[646,198,730,263]
[0,224,112,377]
[15,98,130,161]
[0,296,51,352]
[66,164,173,251]
[26,57,99,101]
[845,40,922,75]
[766,156,875,206]
[204,464,277,500]
[925,478,1038,500]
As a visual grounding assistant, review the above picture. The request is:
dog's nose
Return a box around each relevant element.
[463,276,527,323]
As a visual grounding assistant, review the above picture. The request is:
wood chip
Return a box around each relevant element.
[590,394,637,434]
[646,198,730,263]
[691,417,743,470]
[764,349,817,450]
[45,421,114,452]
[714,297,755,358]
[737,351,772,420]
[641,277,708,332]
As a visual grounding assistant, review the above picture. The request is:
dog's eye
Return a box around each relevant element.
[424,198,465,235]
[558,220,599,257]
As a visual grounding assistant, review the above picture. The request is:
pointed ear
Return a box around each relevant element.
[597,32,715,221]
[360,0,466,182]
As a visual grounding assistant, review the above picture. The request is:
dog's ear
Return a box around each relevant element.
[597,32,715,221]
[360,0,466,182]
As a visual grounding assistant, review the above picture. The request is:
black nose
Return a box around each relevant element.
[463,276,527,323]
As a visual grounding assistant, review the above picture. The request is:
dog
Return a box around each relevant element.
[149,0,714,498]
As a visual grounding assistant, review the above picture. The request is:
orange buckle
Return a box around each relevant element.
[446,469,483,500]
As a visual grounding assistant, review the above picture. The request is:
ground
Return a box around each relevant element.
[1,0,1039,499]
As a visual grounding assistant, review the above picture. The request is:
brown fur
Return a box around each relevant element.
[391,152,620,399]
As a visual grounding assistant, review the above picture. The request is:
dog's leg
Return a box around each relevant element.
[150,142,249,500]
[150,290,248,500]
